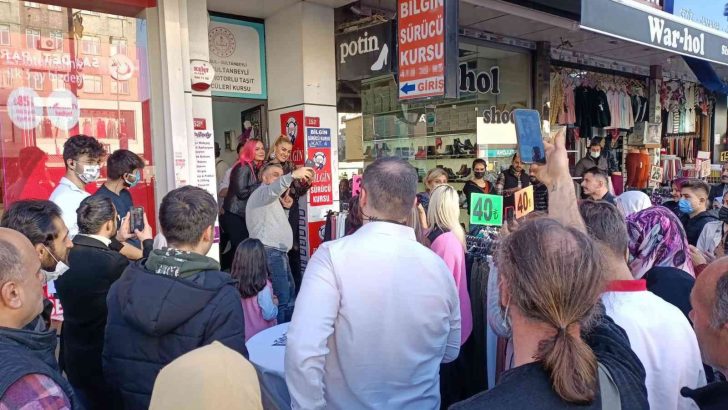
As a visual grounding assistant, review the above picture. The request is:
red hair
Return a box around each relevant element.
[239,139,263,166]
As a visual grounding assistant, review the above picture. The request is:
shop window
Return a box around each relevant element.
[110,38,127,56]
[0,69,12,89]
[111,80,129,95]
[25,28,40,49]
[50,30,63,51]
[28,70,44,91]
[83,74,103,93]
[0,25,10,46]
[82,35,100,55]
[23,2,39,8]
[50,73,65,90]
[48,5,63,11]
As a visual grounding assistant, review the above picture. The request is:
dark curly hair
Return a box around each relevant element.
[62,134,106,169]
[106,149,144,180]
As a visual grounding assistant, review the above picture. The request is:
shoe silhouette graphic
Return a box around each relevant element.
[371,43,389,71]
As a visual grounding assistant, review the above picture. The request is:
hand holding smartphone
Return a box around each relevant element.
[513,109,546,164]
[129,207,145,234]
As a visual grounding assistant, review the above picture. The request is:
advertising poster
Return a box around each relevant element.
[308,220,326,257]
[192,117,217,196]
[306,127,334,206]
[280,110,305,165]
[208,16,267,99]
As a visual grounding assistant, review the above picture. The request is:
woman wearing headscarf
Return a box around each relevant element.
[615,190,652,218]
[626,206,696,318]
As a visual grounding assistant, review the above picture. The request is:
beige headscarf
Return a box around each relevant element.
[149,342,263,410]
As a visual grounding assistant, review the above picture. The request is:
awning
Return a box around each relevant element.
[581,0,728,67]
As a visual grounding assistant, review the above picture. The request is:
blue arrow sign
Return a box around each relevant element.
[400,83,415,94]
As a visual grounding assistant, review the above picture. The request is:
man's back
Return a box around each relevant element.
[285,222,461,410]
[103,253,247,409]
[602,288,706,410]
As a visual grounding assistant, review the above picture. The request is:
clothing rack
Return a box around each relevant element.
[323,210,349,242]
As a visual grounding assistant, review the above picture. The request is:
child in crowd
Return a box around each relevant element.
[230,239,278,341]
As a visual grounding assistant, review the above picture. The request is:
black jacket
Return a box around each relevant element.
[684,210,718,246]
[223,162,259,217]
[0,326,79,408]
[463,180,492,214]
[681,381,728,410]
[54,235,130,399]
[708,183,728,207]
[103,261,248,409]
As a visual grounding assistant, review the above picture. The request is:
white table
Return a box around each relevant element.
[246,323,290,409]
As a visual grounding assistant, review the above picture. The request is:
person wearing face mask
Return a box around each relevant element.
[0,228,79,409]
[696,191,728,259]
[49,134,106,238]
[0,200,74,330]
[708,162,728,209]
[93,149,147,259]
[680,179,718,246]
[573,139,611,178]
[463,159,492,214]
[54,196,153,409]
[495,154,530,213]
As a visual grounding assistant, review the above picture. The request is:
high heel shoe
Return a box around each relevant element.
[371,43,389,71]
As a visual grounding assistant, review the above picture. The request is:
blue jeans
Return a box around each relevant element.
[265,247,295,323]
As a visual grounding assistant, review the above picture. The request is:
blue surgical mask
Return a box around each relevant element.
[678,198,694,214]
[124,170,141,188]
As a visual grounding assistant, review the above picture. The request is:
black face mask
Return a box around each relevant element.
[473,171,485,179]
[719,206,728,222]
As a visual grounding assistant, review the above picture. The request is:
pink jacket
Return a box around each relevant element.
[241,281,277,341]
[430,231,473,345]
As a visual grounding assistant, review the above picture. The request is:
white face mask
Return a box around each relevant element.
[590,151,601,159]
[41,245,69,282]
[77,164,101,184]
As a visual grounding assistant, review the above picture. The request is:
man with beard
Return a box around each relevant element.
[574,139,611,178]
[708,163,728,209]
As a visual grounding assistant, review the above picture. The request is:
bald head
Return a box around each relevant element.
[0,228,38,284]
[690,257,728,372]
[0,228,44,329]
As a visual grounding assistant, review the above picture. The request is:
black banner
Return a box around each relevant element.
[336,22,395,81]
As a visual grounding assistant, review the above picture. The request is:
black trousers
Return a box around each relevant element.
[221,212,248,270]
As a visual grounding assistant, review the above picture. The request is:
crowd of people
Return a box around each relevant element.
[0,130,726,410]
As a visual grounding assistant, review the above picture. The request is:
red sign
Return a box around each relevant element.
[305,116,320,127]
[280,110,305,166]
[193,118,206,130]
[308,220,326,256]
[398,0,446,100]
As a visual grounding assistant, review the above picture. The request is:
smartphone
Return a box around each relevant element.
[305,159,315,168]
[513,109,546,164]
[129,207,144,233]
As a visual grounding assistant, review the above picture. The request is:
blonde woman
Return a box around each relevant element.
[417,167,448,229]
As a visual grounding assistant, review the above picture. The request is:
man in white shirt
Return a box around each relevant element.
[285,157,461,410]
[49,135,106,237]
[579,200,706,410]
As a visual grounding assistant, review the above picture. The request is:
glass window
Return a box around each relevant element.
[0,69,12,89]
[81,35,100,55]
[25,28,40,49]
[50,73,65,90]
[83,74,103,93]
[110,38,127,56]
[111,80,129,95]
[0,25,10,46]
[80,10,99,16]
[23,1,39,7]
[48,5,62,11]
[29,70,44,91]
[50,30,63,51]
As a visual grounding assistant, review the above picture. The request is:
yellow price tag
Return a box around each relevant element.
[514,185,534,219]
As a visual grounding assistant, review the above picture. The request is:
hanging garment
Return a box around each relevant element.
[549,73,564,126]
[626,152,650,189]
[96,118,107,139]
[82,119,93,136]
[606,89,621,129]
[621,91,635,129]
[107,119,118,139]
[595,89,612,128]
[575,86,594,140]
[559,84,576,125]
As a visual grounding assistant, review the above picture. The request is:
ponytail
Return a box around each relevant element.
[537,324,598,404]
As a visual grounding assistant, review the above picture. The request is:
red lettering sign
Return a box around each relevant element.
[193,118,206,130]
[308,220,326,256]
[280,110,305,166]
[305,116,320,127]
[398,0,446,100]
[307,146,333,206]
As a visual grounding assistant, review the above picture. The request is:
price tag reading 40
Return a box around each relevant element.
[469,193,503,226]
[514,185,534,219]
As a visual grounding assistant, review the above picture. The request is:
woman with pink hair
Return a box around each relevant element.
[222,139,266,264]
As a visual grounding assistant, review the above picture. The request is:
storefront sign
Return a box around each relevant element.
[397,0,458,100]
[281,110,305,165]
[306,128,334,206]
[514,185,534,219]
[8,87,42,130]
[193,120,216,195]
[337,21,395,81]
[720,151,728,162]
[305,116,320,127]
[476,107,518,145]
[308,220,326,257]
[190,60,216,92]
[47,89,79,131]
[666,0,727,34]
[633,0,662,10]
[581,0,728,66]
[469,193,503,226]
[193,118,206,130]
[459,64,500,94]
[209,16,267,99]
